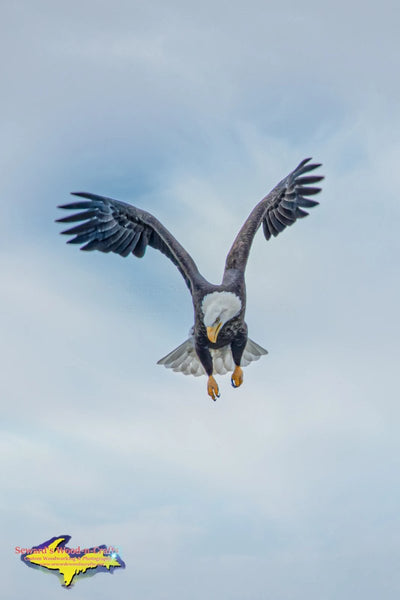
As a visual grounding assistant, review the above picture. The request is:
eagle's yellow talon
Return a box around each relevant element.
[207,376,220,401]
[231,366,243,388]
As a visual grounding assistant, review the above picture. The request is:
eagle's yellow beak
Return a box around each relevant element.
[207,322,222,343]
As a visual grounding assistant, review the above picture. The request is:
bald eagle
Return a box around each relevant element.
[57,158,323,400]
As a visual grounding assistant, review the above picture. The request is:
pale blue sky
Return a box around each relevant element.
[1,1,400,598]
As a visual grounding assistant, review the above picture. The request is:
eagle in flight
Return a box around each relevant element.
[57,158,323,400]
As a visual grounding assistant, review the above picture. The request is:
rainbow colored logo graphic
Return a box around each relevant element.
[18,535,125,587]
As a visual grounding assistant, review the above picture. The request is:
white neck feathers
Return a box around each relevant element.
[201,291,241,327]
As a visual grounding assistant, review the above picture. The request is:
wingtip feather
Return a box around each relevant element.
[70,191,91,198]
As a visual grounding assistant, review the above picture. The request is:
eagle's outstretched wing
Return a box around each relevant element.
[224,158,324,273]
[57,192,203,292]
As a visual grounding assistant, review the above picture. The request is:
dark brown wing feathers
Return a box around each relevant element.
[224,158,324,272]
[57,192,201,291]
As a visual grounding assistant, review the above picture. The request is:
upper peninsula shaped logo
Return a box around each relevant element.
[20,535,125,588]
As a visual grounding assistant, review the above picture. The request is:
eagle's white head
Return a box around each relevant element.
[201,291,242,343]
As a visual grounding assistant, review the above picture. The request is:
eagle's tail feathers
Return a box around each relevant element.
[241,338,268,366]
[157,337,268,377]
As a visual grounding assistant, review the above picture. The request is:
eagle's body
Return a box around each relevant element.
[58,158,323,399]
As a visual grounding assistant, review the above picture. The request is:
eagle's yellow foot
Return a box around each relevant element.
[231,366,243,388]
[207,376,220,401]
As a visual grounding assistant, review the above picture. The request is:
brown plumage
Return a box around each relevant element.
[57,158,323,400]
